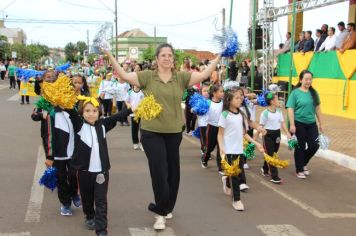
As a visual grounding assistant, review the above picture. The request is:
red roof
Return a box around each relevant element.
[182,49,216,61]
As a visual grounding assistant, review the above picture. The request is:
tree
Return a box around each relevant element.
[174,50,198,69]
[0,35,10,60]
[141,45,155,62]
[64,42,78,62]
[76,41,87,56]
[87,53,97,65]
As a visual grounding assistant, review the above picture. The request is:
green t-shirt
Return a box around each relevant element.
[286,88,320,124]
[8,65,17,77]
[137,70,191,133]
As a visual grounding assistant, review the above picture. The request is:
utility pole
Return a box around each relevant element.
[154,26,157,49]
[86,29,89,52]
[222,8,226,29]
[114,0,118,59]
[250,0,257,90]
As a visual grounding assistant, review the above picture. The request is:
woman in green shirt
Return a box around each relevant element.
[286,70,323,179]
[105,43,221,230]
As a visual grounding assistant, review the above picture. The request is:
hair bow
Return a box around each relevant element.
[77,95,100,107]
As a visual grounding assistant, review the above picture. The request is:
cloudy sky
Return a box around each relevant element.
[0,0,350,52]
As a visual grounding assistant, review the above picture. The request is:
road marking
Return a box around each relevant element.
[183,135,356,219]
[24,146,46,223]
[0,232,31,236]
[257,224,306,236]
[7,94,20,101]
[128,227,175,236]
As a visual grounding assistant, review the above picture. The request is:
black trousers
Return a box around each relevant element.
[262,129,281,179]
[78,171,109,234]
[140,129,182,216]
[116,101,128,123]
[9,76,16,88]
[1,71,5,80]
[185,106,196,133]
[202,125,222,171]
[102,99,112,117]
[53,159,79,206]
[294,121,319,173]
[131,117,140,144]
[199,126,207,154]
[225,154,244,201]
[21,95,29,103]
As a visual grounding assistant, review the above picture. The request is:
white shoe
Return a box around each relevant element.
[243,163,249,169]
[221,176,231,196]
[303,166,310,176]
[296,172,306,179]
[165,213,173,220]
[139,144,144,152]
[153,215,166,230]
[133,144,139,150]
[232,200,244,211]
[239,183,249,191]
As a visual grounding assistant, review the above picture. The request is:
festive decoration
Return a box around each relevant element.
[214,27,239,57]
[268,84,281,92]
[189,93,209,115]
[93,23,112,53]
[317,134,330,150]
[39,167,58,191]
[243,140,256,160]
[35,96,55,116]
[16,68,45,82]
[77,95,100,107]
[221,155,241,176]
[288,135,299,150]
[134,94,163,122]
[192,127,200,139]
[257,90,269,107]
[223,80,240,91]
[41,74,77,109]
[182,90,188,101]
[264,153,289,168]
[55,62,71,72]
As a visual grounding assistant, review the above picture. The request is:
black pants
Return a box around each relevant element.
[199,126,207,154]
[17,79,21,90]
[140,129,182,216]
[116,101,128,123]
[21,95,29,103]
[185,106,196,133]
[9,76,16,88]
[78,171,109,235]
[1,71,5,80]
[202,125,221,171]
[131,117,140,144]
[238,155,247,185]
[102,99,112,117]
[294,121,319,173]
[225,154,244,201]
[53,159,79,206]
[262,129,281,179]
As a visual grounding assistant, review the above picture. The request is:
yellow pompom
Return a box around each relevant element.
[221,156,241,176]
[264,153,289,168]
[134,94,163,122]
[41,74,77,109]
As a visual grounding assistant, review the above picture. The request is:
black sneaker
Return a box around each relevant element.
[261,167,269,177]
[85,219,95,230]
[201,161,208,168]
[270,177,282,184]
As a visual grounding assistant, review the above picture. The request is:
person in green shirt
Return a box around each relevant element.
[286,70,323,179]
[105,43,221,230]
[6,60,17,89]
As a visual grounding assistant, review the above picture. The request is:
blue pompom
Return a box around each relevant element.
[189,93,209,116]
[192,127,200,139]
[55,62,71,72]
[39,167,58,191]
[16,68,45,82]
[214,27,239,57]
[257,90,269,107]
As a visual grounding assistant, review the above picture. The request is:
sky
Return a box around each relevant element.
[0,0,350,52]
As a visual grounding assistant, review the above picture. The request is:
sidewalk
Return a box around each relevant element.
[256,107,356,170]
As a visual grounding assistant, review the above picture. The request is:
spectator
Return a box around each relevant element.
[279,32,291,54]
[316,24,328,50]
[0,61,6,80]
[295,31,305,52]
[318,27,336,52]
[240,61,250,87]
[302,31,315,52]
[228,57,238,81]
[336,21,349,49]
[314,29,322,52]
[340,23,356,53]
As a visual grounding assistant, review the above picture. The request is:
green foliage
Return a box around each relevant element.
[174,50,198,69]
[64,42,78,62]
[141,45,155,62]
[76,41,87,56]
[0,35,10,60]
[87,53,97,65]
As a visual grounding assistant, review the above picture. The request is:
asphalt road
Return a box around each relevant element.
[0,80,355,236]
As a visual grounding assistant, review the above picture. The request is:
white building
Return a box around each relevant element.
[0,20,26,44]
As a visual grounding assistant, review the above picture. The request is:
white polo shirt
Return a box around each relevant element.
[259,108,284,130]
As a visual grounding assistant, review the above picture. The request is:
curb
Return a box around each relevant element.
[280,135,356,171]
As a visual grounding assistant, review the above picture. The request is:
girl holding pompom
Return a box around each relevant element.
[196,83,210,156]
[217,87,264,211]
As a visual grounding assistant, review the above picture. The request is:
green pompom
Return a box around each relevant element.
[182,90,188,101]
[35,96,55,116]
[288,139,299,150]
[244,143,256,160]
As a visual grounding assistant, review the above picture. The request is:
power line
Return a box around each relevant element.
[5,18,111,25]
[56,0,109,11]
[0,0,18,11]
[96,0,113,13]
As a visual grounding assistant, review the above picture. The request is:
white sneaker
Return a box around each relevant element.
[139,144,144,152]
[153,215,166,230]
[239,183,249,191]
[232,200,244,211]
[303,166,310,176]
[221,176,231,196]
[296,172,306,179]
[165,213,173,220]
[243,163,249,169]
[133,144,139,150]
